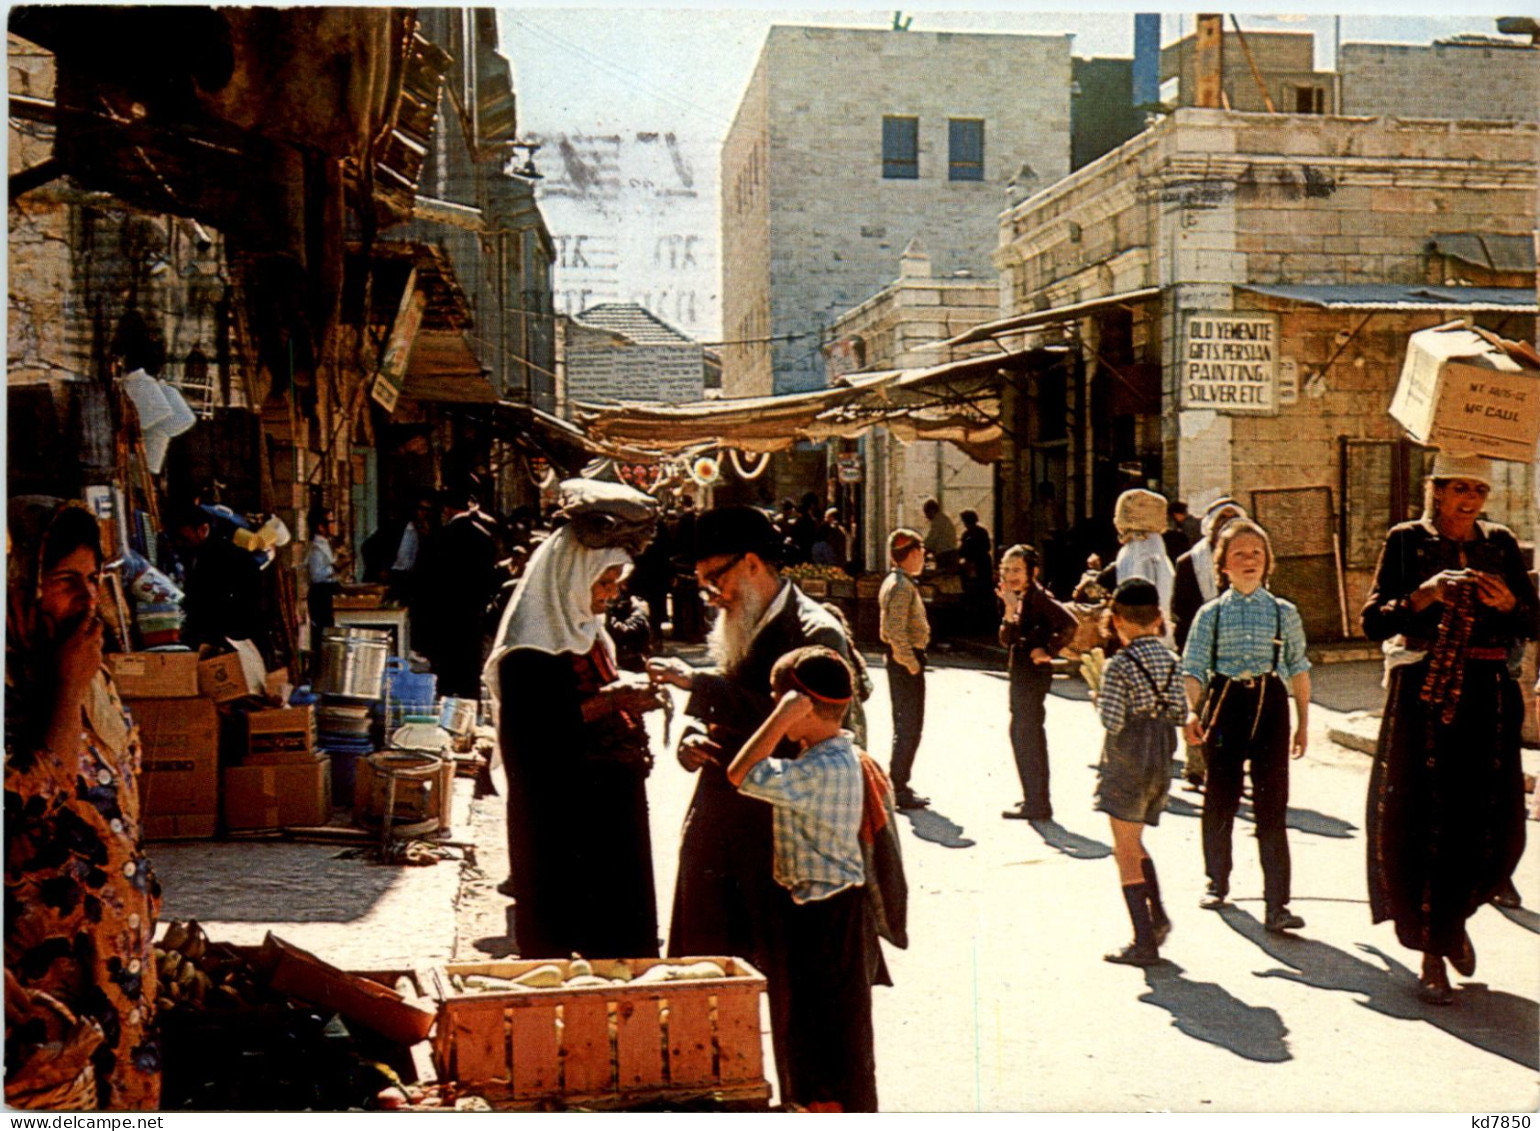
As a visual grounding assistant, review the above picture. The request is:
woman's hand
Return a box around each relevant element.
[1409,569,1470,612]
[646,657,694,691]
[604,672,664,714]
[1472,570,1517,613]
[54,614,104,708]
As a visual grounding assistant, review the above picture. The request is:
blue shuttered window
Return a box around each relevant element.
[949,118,984,181]
[882,116,919,179]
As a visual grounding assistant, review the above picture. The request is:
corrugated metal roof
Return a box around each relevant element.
[928,287,1163,349]
[1238,284,1537,311]
[573,303,695,345]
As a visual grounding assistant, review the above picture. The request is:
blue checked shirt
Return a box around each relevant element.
[1096,635,1187,735]
[1180,586,1311,683]
[738,733,865,904]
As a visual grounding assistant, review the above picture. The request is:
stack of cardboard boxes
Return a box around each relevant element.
[109,642,333,838]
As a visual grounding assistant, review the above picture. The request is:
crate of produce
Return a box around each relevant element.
[854,575,882,599]
[427,956,769,1110]
[828,578,855,599]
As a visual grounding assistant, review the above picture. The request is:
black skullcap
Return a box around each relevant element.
[1112,577,1159,608]
[693,505,781,564]
[780,645,854,704]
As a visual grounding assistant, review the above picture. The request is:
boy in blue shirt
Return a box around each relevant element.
[1094,578,1188,966]
[1181,519,1312,934]
[727,645,875,1112]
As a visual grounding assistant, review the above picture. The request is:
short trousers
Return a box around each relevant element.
[1093,718,1177,826]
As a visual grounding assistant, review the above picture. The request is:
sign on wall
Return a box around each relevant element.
[1181,312,1279,413]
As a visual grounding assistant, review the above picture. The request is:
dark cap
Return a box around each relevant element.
[693,505,781,564]
[775,645,854,704]
[1112,577,1159,608]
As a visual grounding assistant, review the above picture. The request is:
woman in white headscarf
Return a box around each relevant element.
[1109,489,1176,630]
[484,522,665,959]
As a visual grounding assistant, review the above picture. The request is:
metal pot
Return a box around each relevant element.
[315,626,392,699]
[438,696,478,736]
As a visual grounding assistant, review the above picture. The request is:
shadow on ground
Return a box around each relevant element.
[1495,904,1540,936]
[1027,818,1112,860]
[1156,784,1357,840]
[1129,960,1292,1063]
[901,806,975,848]
[1220,905,1540,1071]
[155,841,406,923]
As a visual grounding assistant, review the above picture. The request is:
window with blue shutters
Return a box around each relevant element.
[949,118,984,181]
[882,116,919,179]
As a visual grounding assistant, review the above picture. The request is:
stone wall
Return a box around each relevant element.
[1341,40,1540,124]
[720,49,772,399]
[565,323,703,405]
[724,25,1071,397]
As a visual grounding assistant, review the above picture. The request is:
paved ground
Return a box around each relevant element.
[155,651,1540,1114]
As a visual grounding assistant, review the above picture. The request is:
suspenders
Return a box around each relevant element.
[1209,594,1283,678]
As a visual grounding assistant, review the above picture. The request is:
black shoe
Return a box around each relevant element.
[1151,914,1172,947]
[1491,879,1522,909]
[1184,772,1205,789]
[1450,933,1477,978]
[496,878,518,898]
[894,790,930,810]
[1198,886,1227,910]
[1417,974,1454,1006]
[1104,943,1161,967]
[1265,906,1305,933]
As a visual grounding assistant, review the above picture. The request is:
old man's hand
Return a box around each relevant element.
[677,733,722,773]
[647,656,695,691]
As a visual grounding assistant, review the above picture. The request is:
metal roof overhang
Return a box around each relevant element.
[1237,284,1538,312]
[928,287,1163,350]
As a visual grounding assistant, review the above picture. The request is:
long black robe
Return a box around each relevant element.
[1361,519,1536,958]
[498,646,658,959]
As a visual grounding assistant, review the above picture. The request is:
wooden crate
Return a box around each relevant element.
[427,956,769,1110]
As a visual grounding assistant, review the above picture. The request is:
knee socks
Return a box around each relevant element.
[1141,857,1168,927]
[1121,881,1157,950]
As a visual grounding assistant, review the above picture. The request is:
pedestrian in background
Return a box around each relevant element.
[304,506,345,633]
[1092,578,1186,967]
[958,508,994,632]
[1170,497,1248,790]
[921,498,958,571]
[997,543,1077,821]
[1108,489,1175,633]
[1181,519,1311,934]
[1359,453,1535,1004]
[879,528,930,810]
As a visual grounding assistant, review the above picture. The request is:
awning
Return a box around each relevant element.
[399,330,497,404]
[573,347,1063,463]
[1237,284,1538,312]
[927,287,1163,350]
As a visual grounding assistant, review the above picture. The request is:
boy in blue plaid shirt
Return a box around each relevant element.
[1093,578,1188,966]
[727,645,875,1111]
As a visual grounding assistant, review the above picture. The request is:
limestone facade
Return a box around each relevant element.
[721,25,1072,398]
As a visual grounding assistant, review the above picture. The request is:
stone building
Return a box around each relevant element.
[826,240,999,569]
[565,303,704,406]
[983,108,1536,637]
[720,24,1073,400]
[1160,28,1334,115]
[1339,37,1540,123]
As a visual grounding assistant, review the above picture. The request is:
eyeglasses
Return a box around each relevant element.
[698,552,746,595]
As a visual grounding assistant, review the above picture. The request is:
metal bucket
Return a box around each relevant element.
[315,627,392,699]
[437,696,478,736]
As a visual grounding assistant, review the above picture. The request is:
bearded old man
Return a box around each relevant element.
[647,505,854,1101]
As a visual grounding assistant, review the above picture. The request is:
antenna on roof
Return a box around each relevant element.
[892,11,912,31]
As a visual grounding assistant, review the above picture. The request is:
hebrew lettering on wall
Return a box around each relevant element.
[530,129,720,340]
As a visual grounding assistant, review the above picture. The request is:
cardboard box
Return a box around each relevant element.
[1391,323,1540,462]
[257,933,435,1047]
[130,697,219,837]
[223,755,331,830]
[246,706,317,761]
[108,652,201,699]
[198,640,268,704]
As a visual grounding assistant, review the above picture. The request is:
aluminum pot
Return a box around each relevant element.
[438,696,478,736]
[315,626,392,699]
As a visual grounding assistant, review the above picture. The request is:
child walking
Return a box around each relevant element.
[726,646,877,1112]
[1093,578,1188,965]
[1180,519,1312,933]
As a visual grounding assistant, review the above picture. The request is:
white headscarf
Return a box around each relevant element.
[1115,531,1175,627]
[483,526,631,698]
[1192,499,1247,602]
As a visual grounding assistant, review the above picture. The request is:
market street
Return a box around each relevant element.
[638,651,1540,1114]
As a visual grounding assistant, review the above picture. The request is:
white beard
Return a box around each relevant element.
[707,583,773,675]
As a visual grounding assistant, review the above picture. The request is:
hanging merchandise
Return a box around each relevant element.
[120,369,173,432]
[727,448,771,481]
[689,453,721,487]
